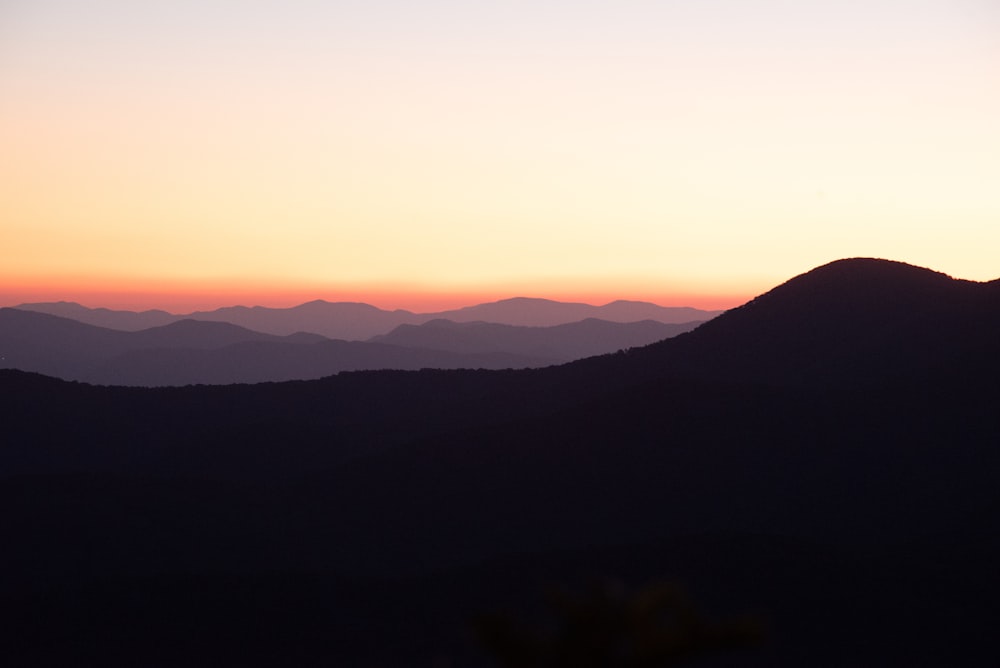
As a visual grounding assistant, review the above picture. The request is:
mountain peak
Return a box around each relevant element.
[737,258,964,314]
[487,297,566,307]
[798,257,956,282]
[625,257,999,388]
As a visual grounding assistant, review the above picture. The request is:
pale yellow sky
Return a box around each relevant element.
[2,0,998,311]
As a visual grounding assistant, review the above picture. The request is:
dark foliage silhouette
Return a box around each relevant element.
[475,580,762,667]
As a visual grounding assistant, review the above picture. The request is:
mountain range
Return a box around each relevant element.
[2,258,998,666]
[0,307,704,385]
[16,297,722,339]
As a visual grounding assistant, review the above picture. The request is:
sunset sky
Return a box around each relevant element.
[2,0,998,312]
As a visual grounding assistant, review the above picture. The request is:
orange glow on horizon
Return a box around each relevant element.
[0,275,749,314]
[3,2,996,312]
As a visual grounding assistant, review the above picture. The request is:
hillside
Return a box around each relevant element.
[590,257,1000,388]
[2,258,998,666]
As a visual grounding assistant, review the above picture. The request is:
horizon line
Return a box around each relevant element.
[3,291,743,315]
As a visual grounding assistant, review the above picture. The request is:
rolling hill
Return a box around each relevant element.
[606,257,1000,387]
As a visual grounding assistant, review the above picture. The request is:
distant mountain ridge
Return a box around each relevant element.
[15,300,178,330]
[0,309,326,382]
[16,297,723,339]
[0,308,562,385]
[432,297,717,328]
[371,317,703,361]
[1,308,704,385]
[85,339,556,386]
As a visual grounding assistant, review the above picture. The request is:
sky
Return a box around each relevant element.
[2,0,998,312]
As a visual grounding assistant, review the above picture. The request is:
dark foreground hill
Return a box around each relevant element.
[578,257,1000,389]
[2,258,999,666]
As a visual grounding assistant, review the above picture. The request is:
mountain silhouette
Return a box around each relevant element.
[14,300,177,330]
[2,258,999,666]
[369,317,704,361]
[84,340,557,386]
[0,309,325,382]
[2,307,708,386]
[0,308,135,378]
[0,308,558,385]
[16,297,723,339]
[588,257,1000,388]
[432,297,722,328]
[183,300,421,339]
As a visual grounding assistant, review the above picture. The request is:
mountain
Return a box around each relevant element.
[433,297,722,327]
[12,299,425,337]
[15,297,723,339]
[0,308,557,386]
[370,317,704,361]
[603,257,1000,387]
[14,300,177,330]
[0,309,325,382]
[183,300,423,339]
[127,318,329,348]
[0,307,135,379]
[84,340,558,386]
[2,258,999,666]
[2,304,708,386]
